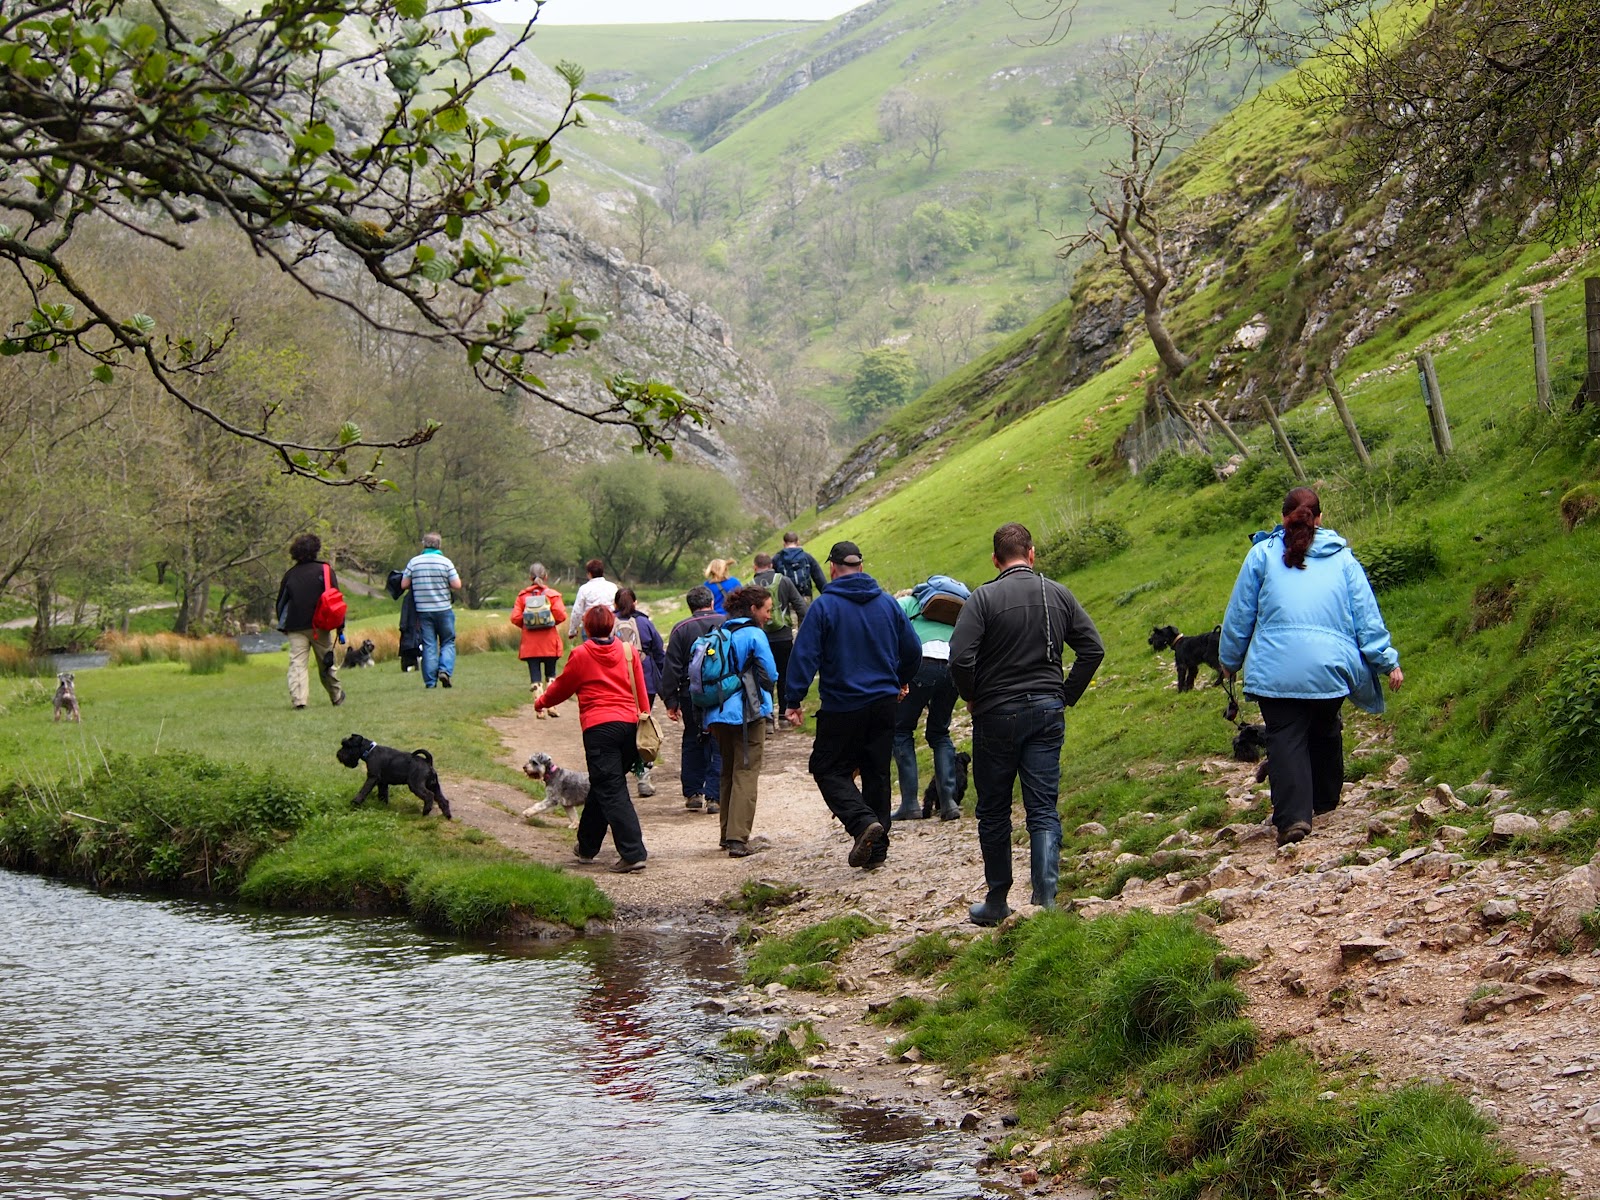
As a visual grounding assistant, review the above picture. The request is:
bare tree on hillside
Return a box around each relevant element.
[1021,0,1600,247]
[0,1,703,490]
[908,97,953,172]
[1062,33,1203,376]
[624,192,669,265]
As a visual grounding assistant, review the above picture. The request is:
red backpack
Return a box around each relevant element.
[311,563,347,631]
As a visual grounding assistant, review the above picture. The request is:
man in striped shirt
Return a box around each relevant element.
[401,532,463,688]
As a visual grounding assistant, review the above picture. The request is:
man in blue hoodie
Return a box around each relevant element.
[785,541,922,869]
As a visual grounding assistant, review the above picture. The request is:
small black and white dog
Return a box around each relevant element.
[521,752,589,822]
[343,639,376,669]
[52,672,81,723]
[1149,624,1224,692]
[921,750,971,819]
[336,734,451,818]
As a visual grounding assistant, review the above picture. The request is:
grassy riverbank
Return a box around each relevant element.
[0,613,611,933]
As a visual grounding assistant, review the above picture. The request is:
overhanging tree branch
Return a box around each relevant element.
[0,0,708,488]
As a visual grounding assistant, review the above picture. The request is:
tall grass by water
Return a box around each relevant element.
[0,751,610,932]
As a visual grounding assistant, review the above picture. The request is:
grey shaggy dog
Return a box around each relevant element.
[53,672,81,723]
[521,752,589,824]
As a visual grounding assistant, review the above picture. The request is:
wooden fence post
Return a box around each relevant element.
[1322,369,1371,469]
[1531,300,1553,413]
[1257,394,1307,481]
[1196,396,1250,458]
[1585,277,1600,409]
[1159,384,1210,454]
[1415,351,1453,457]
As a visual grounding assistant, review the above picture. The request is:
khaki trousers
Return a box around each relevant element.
[712,720,767,845]
[286,628,344,708]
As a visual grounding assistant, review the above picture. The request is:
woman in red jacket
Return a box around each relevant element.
[510,562,568,717]
[534,605,650,873]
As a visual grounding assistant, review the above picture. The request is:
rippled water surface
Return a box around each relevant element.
[0,873,988,1199]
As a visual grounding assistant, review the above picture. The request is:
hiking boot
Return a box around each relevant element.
[1276,820,1312,847]
[847,822,884,868]
[726,840,752,858]
[610,858,647,874]
[573,849,597,865]
[438,670,451,688]
[968,889,1013,927]
[705,800,720,814]
[685,794,704,811]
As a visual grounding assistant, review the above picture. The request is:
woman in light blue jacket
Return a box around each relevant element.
[705,585,778,860]
[1220,488,1404,847]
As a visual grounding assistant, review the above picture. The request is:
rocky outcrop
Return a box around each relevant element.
[525,219,782,477]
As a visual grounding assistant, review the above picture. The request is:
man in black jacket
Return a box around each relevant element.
[949,521,1104,924]
[661,586,726,817]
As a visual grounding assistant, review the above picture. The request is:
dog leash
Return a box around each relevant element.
[1222,676,1242,726]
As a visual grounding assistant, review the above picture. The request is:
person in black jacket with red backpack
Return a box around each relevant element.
[276,533,346,710]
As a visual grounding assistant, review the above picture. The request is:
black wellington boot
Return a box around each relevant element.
[1029,828,1062,909]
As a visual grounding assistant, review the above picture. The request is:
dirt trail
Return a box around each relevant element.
[444,703,1600,1198]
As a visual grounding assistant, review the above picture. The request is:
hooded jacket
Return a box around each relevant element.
[702,616,779,728]
[1219,526,1400,714]
[784,572,921,712]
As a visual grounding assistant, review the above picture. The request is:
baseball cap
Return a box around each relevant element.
[827,541,863,565]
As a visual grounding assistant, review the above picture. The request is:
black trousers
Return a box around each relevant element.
[809,697,898,854]
[577,720,647,863]
[1257,696,1345,832]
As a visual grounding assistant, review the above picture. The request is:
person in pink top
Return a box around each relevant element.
[534,605,650,873]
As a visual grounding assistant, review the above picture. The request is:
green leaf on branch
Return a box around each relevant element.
[91,364,114,384]
[337,421,361,446]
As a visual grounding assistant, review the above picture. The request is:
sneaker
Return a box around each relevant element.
[847,822,884,868]
[1276,820,1312,847]
[573,850,597,865]
[637,775,656,798]
[610,859,647,874]
[331,692,345,707]
[438,670,451,689]
[726,840,752,858]
[685,795,704,811]
[705,800,720,814]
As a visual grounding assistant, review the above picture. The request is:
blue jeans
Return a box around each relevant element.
[417,607,456,687]
[679,715,722,804]
[893,658,958,810]
[971,698,1065,893]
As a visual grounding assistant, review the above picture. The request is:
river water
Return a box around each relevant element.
[0,872,990,1199]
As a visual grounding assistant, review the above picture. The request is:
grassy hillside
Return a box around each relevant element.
[519,0,1266,423]
[796,59,1600,830]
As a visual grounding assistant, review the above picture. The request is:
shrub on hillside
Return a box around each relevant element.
[1188,456,1299,535]
[1355,533,1439,592]
[1537,645,1600,789]
[1038,515,1131,575]
[1141,449,1218,491]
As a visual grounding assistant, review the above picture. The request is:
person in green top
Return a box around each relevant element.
[891,576,969,823]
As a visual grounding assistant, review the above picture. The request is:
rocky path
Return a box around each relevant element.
[445,702,1600,1197]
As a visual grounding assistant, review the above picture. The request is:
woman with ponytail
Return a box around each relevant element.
[1219,487,1404,846]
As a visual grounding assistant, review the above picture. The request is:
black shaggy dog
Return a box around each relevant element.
[1149,624,1224,692]
[343,639,376,669]
[336,733,451,818]
[1232,722,1268,765]
[921,750,972,819]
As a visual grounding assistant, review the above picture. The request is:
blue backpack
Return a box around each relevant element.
[688,626,741,709]
[910,574,971,625]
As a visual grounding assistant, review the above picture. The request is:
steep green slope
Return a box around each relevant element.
[516,0,1264,421]
[803,70,1600,820]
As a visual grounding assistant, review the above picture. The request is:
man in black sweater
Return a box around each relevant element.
[949,521,1104,924]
